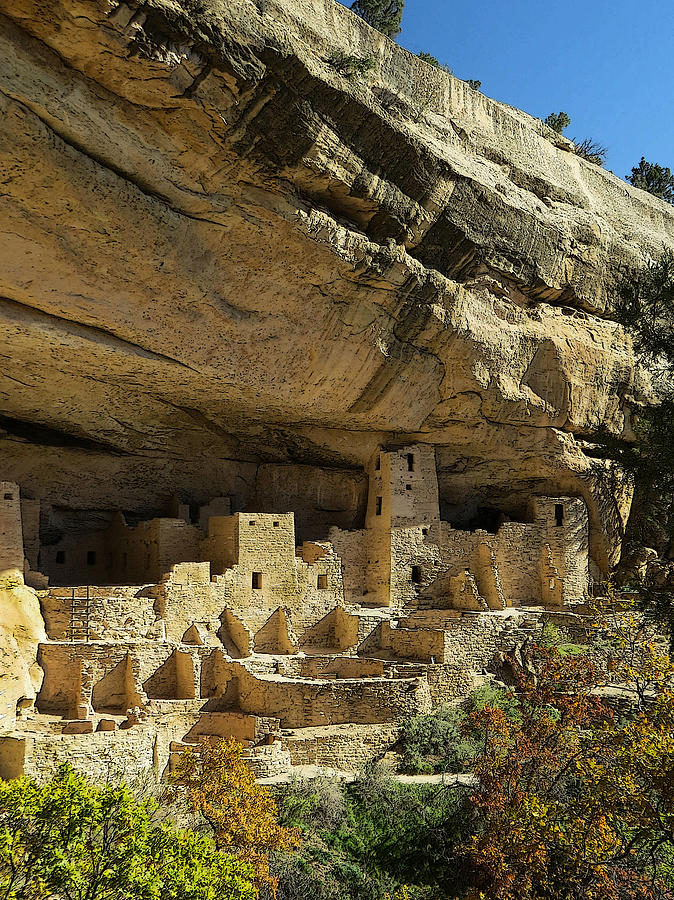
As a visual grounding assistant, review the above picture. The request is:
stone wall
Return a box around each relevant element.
[155,563,219,642]
[37,641,209,716]
[209,659,433,728]
[206,514,346,641]
[41,585,157,641]
[441,613,542,671]
[0,720,189,782]
[41,514,203,587]
[282,723,400,770]
[0,483,24,574]
[378,621,447,663]
[329,527,367,605]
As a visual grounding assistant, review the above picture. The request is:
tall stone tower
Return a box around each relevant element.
[0,482,25,577]
[364,445,440,606]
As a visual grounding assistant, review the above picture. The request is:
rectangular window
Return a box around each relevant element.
[375,456,381,471]
[555,504,564,527]
[86,550,97,566]
[249,520,256,526]
[55,550,65,565]
[407,453,415,472]
[252,572,262,590]
[317,574,328,590]
[273,521,279,527]
[411,565,422,584]
[3,493,13,501]
[375,497,383,516]
[406,484,412,491]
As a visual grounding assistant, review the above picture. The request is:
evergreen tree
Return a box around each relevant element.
[350,0,404,38]
[544,111,571,134]
[627,157,674,204]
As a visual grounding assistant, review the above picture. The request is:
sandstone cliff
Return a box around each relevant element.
[0,572,46,732]
[1,0,674,572]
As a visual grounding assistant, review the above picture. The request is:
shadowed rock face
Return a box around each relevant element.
[0,0,673,570]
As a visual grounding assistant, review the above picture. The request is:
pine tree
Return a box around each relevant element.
[627,157,674,204]
[544,111,571,134]
[350,0,404,38]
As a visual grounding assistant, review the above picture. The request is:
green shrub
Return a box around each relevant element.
[544,111,571,134]
[273,766,472,899]
[417,51,451,73]
[399,704,465,773]
[0,765,255,900]
[399,686,520,774]
[276,776,345,830]
[340,766,472,891]
[538,620,586,656]
[328,52,376,80]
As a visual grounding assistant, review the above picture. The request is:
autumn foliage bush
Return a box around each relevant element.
[464,615,674,900]
[167,737,299,895]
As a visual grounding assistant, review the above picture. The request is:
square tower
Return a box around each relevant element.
[0,482,25,575]
[366,444,440,531]
[363,446,440,606]
[531,497,589,603]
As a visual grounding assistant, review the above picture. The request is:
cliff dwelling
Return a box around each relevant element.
[0,446,592,781]
[0,0,673,788]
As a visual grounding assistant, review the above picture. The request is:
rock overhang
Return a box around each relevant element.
[1,0,674,570]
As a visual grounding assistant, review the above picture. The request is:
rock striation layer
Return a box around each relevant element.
[1,0,674,571]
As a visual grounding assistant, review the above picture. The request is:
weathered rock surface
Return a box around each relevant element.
[0,572,46,732]
[1,0,674,569]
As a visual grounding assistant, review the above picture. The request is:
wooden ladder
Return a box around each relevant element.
[69,586,91,642]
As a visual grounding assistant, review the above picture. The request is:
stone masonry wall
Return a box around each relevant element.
[0,718,191,782]
[37,642,209,716]
[225,663,432,727]
[0,483,24,574]
[41,585,157,641]
[281,723,400,769]
[41,515,203,586]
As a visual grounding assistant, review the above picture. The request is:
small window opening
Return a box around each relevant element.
[55,551,65,565]
[317,574,328,590]
[375,456,381,471]
[554,504,564,528]
[422,528,428,536]
[273,521,279,527]
[406,484,412,491]
[86,550,97,566]
[375,497,383,516]
[249,520,256,526]
[252,572,262,590]
[411,565,422,584]
[3,493,13,501]
[407,453,415,472]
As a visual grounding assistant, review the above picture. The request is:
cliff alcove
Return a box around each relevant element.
[2,0,673,574]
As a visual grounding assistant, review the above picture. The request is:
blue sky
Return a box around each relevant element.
[337,0,673,180]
